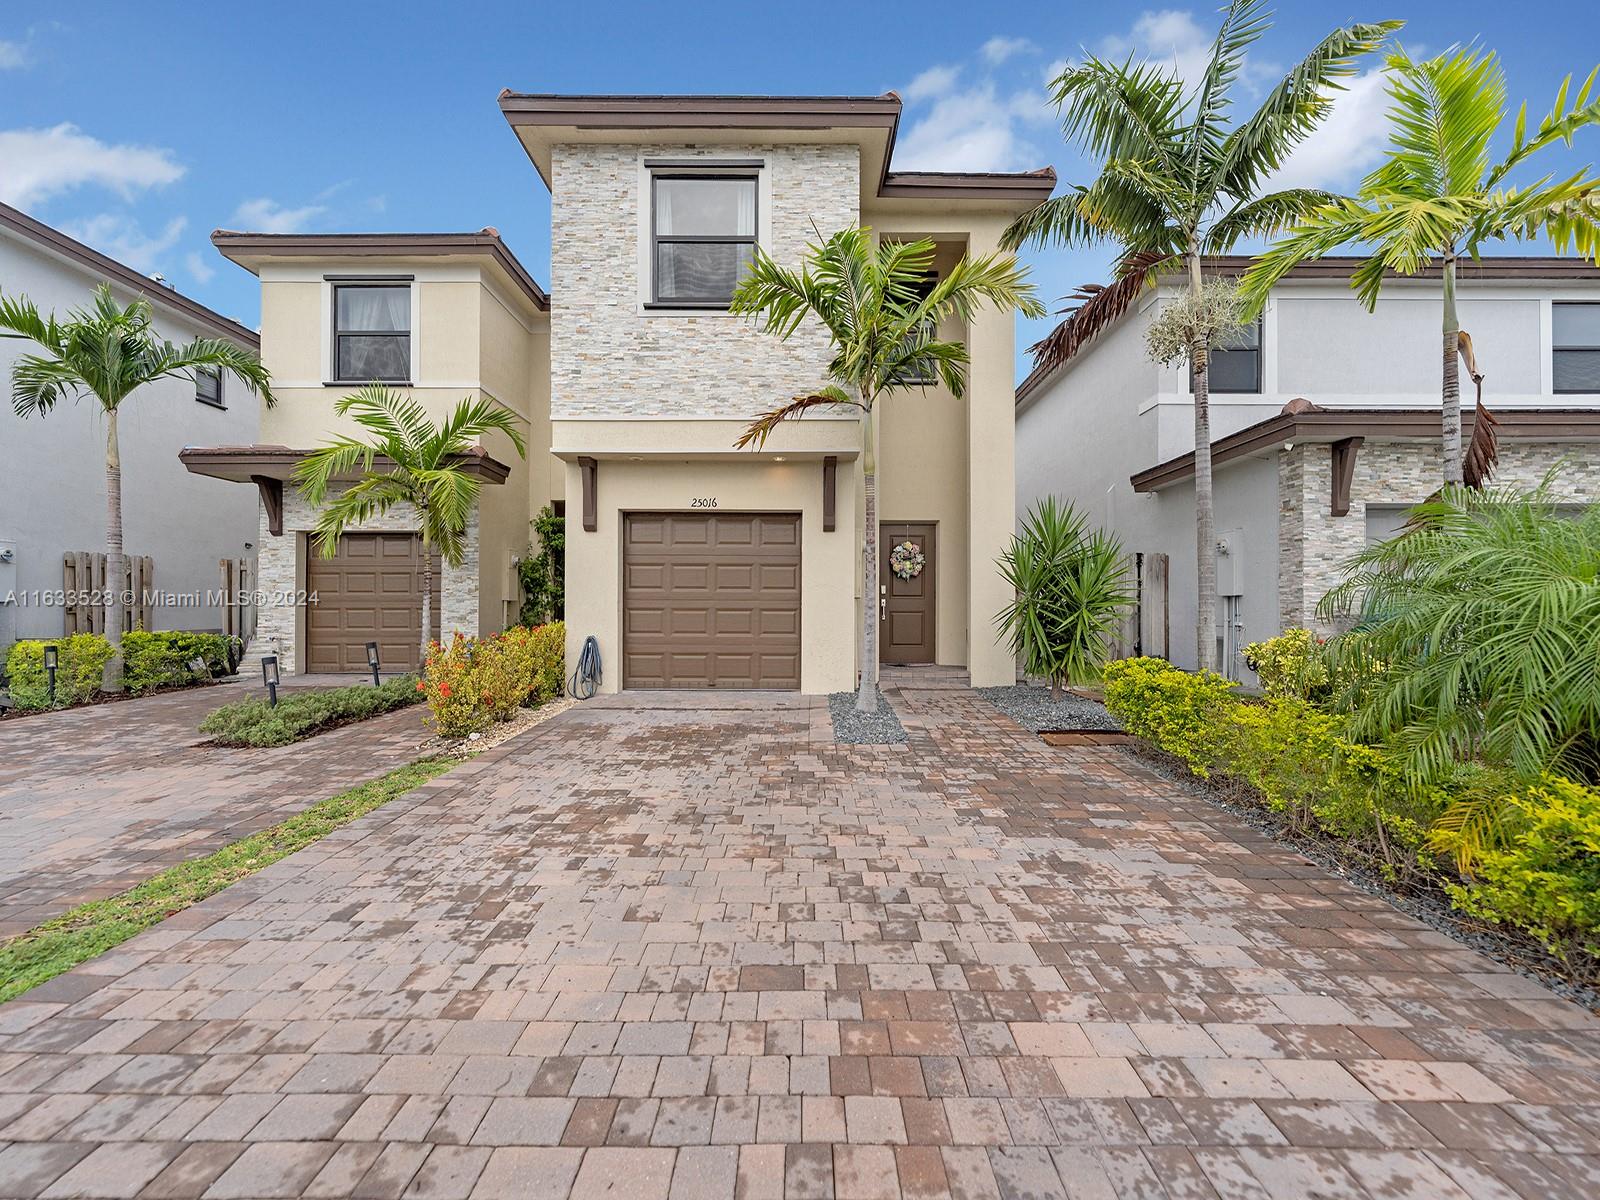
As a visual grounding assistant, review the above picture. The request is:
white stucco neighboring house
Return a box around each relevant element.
[1015,255,1600,681]
[0,202,261,652]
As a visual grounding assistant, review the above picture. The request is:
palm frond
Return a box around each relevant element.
[143,338,276,408]
[1028,249,1175,374]
[1205,188,1339,250]
[735,387,860,450]
[1050,56,1189,182]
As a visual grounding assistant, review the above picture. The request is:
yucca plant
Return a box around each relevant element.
[995,498,1133,699]
[1319,479,1600,792]
[1244,46,1600,485]
[294,385,526,663]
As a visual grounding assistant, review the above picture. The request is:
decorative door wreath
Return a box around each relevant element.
[889,540,926,580]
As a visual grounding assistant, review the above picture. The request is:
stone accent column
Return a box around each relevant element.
[441,507,480,641]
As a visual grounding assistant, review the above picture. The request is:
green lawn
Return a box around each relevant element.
[0,756,456,1004]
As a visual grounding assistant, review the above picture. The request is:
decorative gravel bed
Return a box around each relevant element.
[829,691,908,744]
[976,683,1122,732]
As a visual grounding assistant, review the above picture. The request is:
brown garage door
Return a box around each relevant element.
[305,533,441,673]
[623,512,801,689]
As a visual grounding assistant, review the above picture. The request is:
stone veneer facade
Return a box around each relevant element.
[1279,439,1600,632]
[549,143,858,418]
[253,485,479,675]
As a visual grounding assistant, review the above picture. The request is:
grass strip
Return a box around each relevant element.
[0,756,456,1005]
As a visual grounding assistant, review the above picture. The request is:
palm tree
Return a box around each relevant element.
[731,228,1043,713]
[1002,0,1400,670]
[294,384,526,664]
[1,283,274,686]
[1243,47,1600,485]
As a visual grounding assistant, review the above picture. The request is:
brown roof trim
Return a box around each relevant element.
[180,443,511,485]
[877,169,1056,201]
[1193,254,1600,281]
[0,201,257,345]
[498,92,903,130]
[1131,407,1600,493]
[209,230,548,310]
[498,91,1054,206]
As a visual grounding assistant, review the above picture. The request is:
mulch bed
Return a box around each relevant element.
[0,679,223,720]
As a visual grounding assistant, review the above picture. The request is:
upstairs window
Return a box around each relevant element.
[1194,317,1262,394]
[195,365,224,408]
[1554,303,1600,393]
[333,283,410,382]
[891,271,940,387]
[650,174,757,306]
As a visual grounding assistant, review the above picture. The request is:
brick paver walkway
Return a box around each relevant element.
[0,675,1596,1198]
[0,681,427,936]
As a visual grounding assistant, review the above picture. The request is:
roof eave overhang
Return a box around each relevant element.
[1131,408,1600,493]
[180,445,512,486]
[209,232,549,313]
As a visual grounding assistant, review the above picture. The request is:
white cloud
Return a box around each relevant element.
[230,196,325,233]
[0,123,184,208]
[59,213,187,273]
[0,39,26,69]
[895,83,1044,172]
[903,64,960,103]
[1095,8,1276,96]
[981,36,1034,67]
[185,250,216,285]
[1266,69,1392,192]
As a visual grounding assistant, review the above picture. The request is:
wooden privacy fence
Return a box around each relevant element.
[1110,550,1170,661]
[61,552,155,634]
[219,557,256,643]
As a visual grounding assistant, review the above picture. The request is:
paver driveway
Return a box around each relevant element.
[0,674,1596,1199]
[0,681,427,936]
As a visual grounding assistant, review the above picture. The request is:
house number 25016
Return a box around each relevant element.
[690,497,718,508]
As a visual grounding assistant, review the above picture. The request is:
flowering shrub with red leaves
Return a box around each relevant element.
[419,622,566,738]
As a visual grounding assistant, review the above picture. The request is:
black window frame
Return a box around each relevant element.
[1553,301,1600,395]
[891,271,942,387]
[647,172,759,309]
[1192,316,1263,395]
[194,365,224,409]
[330,280,412,384]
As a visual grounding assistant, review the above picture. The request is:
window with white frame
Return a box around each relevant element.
[1192,317,1262,394]
[649,173,758,306]
[332,282,411,382]
[1554,303,1600,393]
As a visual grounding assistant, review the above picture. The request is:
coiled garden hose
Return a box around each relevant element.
[569,635,602,700]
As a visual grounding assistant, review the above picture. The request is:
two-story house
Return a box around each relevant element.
[0,202,260,653]
[185,92,1054,691]
[1016,255,1600,680]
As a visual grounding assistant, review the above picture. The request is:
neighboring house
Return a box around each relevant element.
[190,91,1054,691]
[185,231,556,675]
[1016,255,1600,681]
[0,202,260,652]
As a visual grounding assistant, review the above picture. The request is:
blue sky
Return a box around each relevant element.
[3,2,1598,379]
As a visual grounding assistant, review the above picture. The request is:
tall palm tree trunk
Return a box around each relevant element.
[419,553,433,668]
[857,405,880,714]
[1189,251,1218,674]
[1440,252,1463,486]
[104,408,125,690]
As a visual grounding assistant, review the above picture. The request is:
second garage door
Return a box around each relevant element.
[623,512,801,689]
[305,532,441,673]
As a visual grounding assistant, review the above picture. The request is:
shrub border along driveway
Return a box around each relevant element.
[0,757,455,1004]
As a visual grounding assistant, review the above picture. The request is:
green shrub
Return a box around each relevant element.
[517,506,566,626]
[200,675,422,747]
[419,622,566,738]
[1241,628,1331,702]
[1441,776,1600,966]
[3,634,115,709]
[996,498,1132,694]
[1102,657,1237,776]
[121,631,232,694]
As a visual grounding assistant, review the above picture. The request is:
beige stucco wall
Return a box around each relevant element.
[562,455,859,694]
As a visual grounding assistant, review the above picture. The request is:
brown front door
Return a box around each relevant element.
[881,522,935,664]
[622,512,802,689]
[304,532,441,673]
